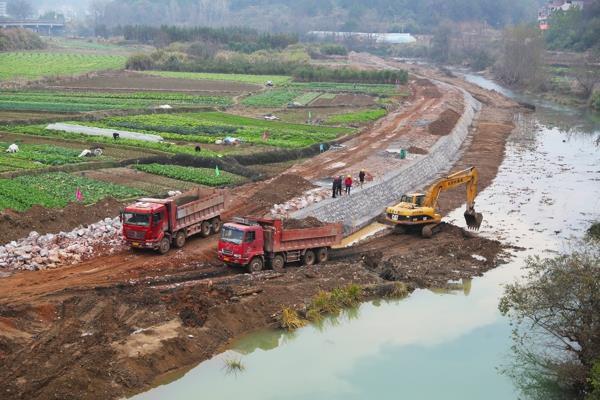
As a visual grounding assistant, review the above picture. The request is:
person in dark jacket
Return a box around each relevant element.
[336,175,343,197]
[332,176,337,198]
[359,169,366,188]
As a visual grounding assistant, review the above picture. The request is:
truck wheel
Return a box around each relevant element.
[303,250,316,266]
[248,257,264,273]
[174,231,186,248]
[317,248,328,263]
[200,221,211,237]
[270,254,285,271]
[211,217,222,234]
[158,238,170,254]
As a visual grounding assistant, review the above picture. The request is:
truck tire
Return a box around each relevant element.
[211,217,222,234]
[270,254,285,271]
[248,257,264,273]
[174,231,186,248]
[317,248,328,263]
[303,250,316,266]
[200,221,211,237]
[158,238,171,254]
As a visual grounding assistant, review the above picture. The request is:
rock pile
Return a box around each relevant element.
[0,217,124,271]
[270,188,330,218]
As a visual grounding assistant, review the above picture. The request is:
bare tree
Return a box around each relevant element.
[494,25,544,87]
[573,67,600,98]
[7,0,34,19]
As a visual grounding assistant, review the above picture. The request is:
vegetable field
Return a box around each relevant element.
[0,172,144,211]
[143,71,291,85]
[0,91,231,112]
[325,109,387,125]
[134,164,245,186]
[0,53,126,81]
[86,111,352,148]
[0,142,96,172]
[241,89,300,107]
[289,82,401,96]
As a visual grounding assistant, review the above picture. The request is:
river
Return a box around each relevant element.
[131,74,600,400]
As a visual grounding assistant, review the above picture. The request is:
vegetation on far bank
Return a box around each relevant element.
[0,28,46,51]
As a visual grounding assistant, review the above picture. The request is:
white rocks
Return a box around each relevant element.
[0,216,125,272]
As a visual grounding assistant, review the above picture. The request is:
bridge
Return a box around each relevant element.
[0,20,65,35]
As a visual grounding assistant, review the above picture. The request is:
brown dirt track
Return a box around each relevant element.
[0,59,523,400]
[38,70,261,94]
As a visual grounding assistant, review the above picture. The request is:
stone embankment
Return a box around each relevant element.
[293,85,481,233]
[0,217,124,272]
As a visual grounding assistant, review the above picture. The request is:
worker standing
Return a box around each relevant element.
[359,169,366,188]
[332,176,337,198]
[344,175,353,195]
[336,175,343,197]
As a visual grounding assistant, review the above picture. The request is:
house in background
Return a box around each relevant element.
[0,2,8,18]
[538,0,593,30]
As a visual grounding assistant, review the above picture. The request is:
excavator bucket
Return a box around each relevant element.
[464,209,483,230]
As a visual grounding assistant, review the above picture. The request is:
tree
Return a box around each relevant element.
[499,237,600,399]
[494,25,544,87]
[7,0,33,19]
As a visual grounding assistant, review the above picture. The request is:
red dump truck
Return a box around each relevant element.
[217,217,343,272]
[122,188,226,254]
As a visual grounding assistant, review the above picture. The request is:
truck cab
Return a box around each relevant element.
[122,201,168,249]
[217,221,265,267]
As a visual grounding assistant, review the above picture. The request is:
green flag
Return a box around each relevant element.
[215,165,220,177]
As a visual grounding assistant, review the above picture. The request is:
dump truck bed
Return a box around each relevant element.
[249,218,343,253]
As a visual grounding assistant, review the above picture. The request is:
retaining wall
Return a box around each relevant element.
[292,86,481,234]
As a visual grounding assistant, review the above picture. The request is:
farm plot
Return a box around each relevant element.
[0,53,126,81]
[82,167,197,194]
[292,92,322,106]
[142,71,291,85]
[134,164,246,186]
[241,89,300,107]
[0,141,97,172]
[5,125,227,158]
[0,172,144,212]
[0,91,232,112]
[289,82,401,96]
[43,71,260,93]
[325,109,387,125]
[85,111,353,148]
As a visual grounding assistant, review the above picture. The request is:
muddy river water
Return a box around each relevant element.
[131,75,600,400]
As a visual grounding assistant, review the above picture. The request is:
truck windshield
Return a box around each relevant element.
[221,227,244,244]
[123,212,150,227]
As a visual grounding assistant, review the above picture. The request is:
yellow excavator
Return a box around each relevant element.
[384,166,483,238]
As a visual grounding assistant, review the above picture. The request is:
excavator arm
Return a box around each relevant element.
[423,167,483,230]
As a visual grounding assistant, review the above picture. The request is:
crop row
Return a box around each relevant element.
[90,112,352,148]
[142,71,292,85]
[241,89,300,107]
[325,109,388,125]
[0,52,126,81]
[0,172,144,212]
[0,142,94,172]
[134,164,245,186]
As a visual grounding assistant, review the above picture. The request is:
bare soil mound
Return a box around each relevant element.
[244,174,316,215]
[39,71,259,94]
[407,146,428,155]
[0,198,124,245]
[428,109,461,136]
[283,216,325,229]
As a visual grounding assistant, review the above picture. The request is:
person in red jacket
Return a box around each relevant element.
[344,175,353,195]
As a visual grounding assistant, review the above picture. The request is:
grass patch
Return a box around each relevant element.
[134,164,245,186]
[279,307,307,331]
[0,172,144,211]
[325,109,387,125]
[223,357,245,374]
[387,282,409,298]
[0,90,231,112]
[306,284,363,321]
[588,221,600,241]
[0,52,126,81]
[143,70,291,85]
